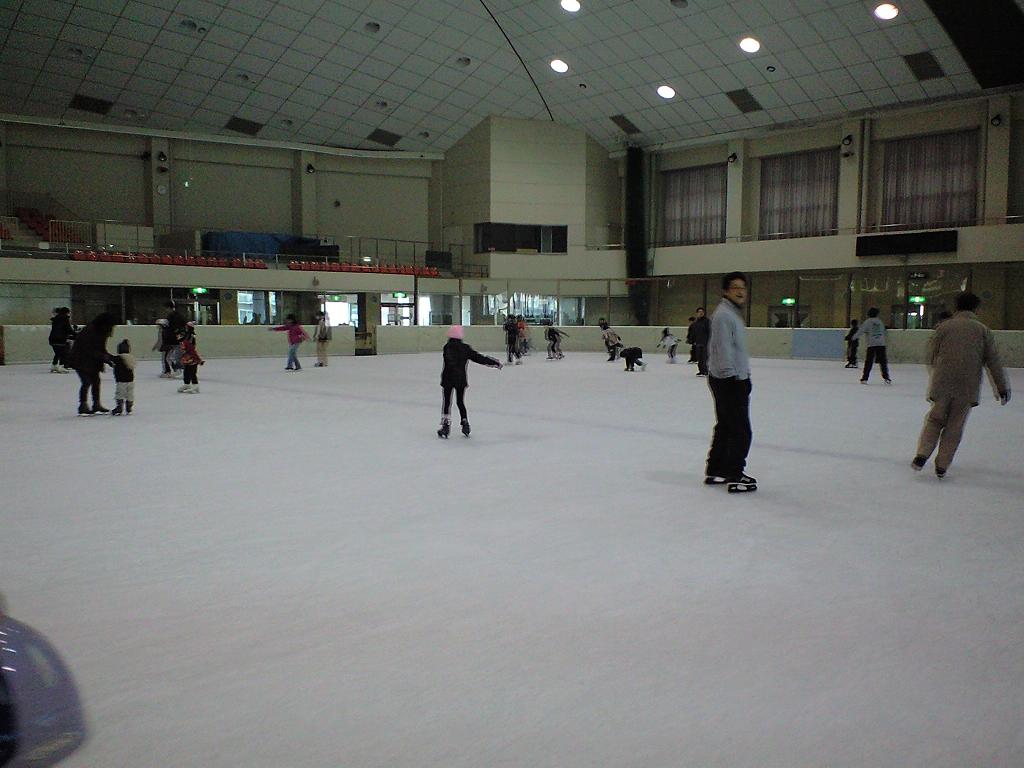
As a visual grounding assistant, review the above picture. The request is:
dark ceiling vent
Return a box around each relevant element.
[610,114,641,135]
[367,128,402,147]
[68,94,113,115]
[903,51,945,81]
[224,116,263,136]
[725,88,764,113]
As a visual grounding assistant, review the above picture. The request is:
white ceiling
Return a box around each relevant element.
[0,0,989,152]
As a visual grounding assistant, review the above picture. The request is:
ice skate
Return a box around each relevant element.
[515,358,522,365]
[935,466,947,478]
[91,403,110,414]
[461,419,471,437]
[883,378,893,385]
[437,417,450,439]
[178,384,191,393]
[188,385,200,394]
[726,474,757,493]
[50,364,60,373]
[160,372,175,379]
[844,362,857,369]
[77,403,93,417]
[911,456,926,471]
[860,379,868,384]
[704,475,728,485]
[638,361,647,371]
[111,400,124,416]
[126,401,133,414]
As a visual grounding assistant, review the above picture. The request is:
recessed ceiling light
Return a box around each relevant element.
[456,56,471,66]
[550,59,569,73]
[375,100,389,109]
[179,18,197,31]
[670,0,688,6]
[739,37,761,53]
[364,21,381,33]
[67,46,85,58]
[874,3,899,20]
[419,131,430,138]
[561,0,581,11]
[766,65,776,72]
[281,118,294,127]
[578,82,587,89]
[236,72,252,82]
[657,85,675,99]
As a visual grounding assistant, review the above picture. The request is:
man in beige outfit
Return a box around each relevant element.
[913,292,1011,478]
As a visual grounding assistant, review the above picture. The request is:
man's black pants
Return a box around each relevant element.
[706,375,752,479]
[862,346,889,381]
[693,344,707,375]
[76,370,100,407]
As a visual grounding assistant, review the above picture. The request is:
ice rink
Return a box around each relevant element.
[2,349,1022,768]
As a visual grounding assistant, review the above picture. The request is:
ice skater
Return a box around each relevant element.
[312,311,331,367]
[705,273,756,492]
[178,322,204,393]
[912,292,1010,478]
[48,306,75,373]
[438,325,502,438]
[503,315,521,365]
[110,339,136,415]
[271,314,310,370]
[66,312,116,416]
[545,324,568,359]
[844,319,859,368]
[690,308,710,377]
[854,308,891,384]
[656,328,681,363]
[599,319,623,361]
[620,346,646,372]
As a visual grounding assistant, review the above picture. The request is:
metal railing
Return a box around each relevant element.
[48,219,94,244]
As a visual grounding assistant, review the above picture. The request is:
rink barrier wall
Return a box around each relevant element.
[2,325,1022,366]
[0,324,356,364]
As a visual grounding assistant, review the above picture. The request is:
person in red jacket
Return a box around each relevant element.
[177,322,204,394]
[270,314,310,370]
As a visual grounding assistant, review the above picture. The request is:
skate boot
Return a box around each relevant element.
[883,378,893,385]
[638,361,647,371]
[437,417,451,439]
[726,474,757,493]
[935,466,947,478]
[178,383,190,393]
[91,403,110,414]
[111,400,124,416]
[50,364,60,373]
[461,419,471,437]
[77,403,93,417]
[188,385,200,394]
[704,475,729,485]
[911,456,926,471]
[126,401,133,415]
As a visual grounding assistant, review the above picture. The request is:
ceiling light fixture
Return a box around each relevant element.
[419,131,430,138]
[67,46,85,58]
[456,56,471,67]
[991,113,1003,126]
[656,85,675,99]
[180,18,198,31]
[766,65,776,72]
[550,59,569,73]
[727,152,738,163]
[841,134,853,146]
[578,82,587,89]
[375,100,389,109]
[236,73,251,83]
[561,0,581,11]
[739,37,761,53]
[305,163,316,174]
[281,119,294,127]
[874,3,899,20]
[364,21,381,33]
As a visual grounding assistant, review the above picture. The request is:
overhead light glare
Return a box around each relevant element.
[874,3,899,19]
[550,59,569,73]
[656,85,675,99]
[739,37,761,53]
[561,0,581,11]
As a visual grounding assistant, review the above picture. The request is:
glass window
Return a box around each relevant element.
[655,276,707,328]
[759,148,839,239]
[660,164,727,245]
[749,272,799,327]
[797,271,849,328]
[850,267,904,329]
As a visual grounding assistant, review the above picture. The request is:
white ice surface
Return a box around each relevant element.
[1,352,1023,768]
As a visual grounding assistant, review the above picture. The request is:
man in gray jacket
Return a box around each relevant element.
[853,307,891,384]
[913,292,1010,478]
[705,272,756,492]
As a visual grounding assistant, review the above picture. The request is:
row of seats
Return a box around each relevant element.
[287,261,440,277]
[15,207,54,238]
[71,251,268,269]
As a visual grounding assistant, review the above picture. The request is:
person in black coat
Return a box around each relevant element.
[48,306,75,372]
[844,319,859,368]
[438,325,501,438]
[502,316,521,364]
[66,312,116,415]
[620,346,646,372]
[690,307,711,376]
[164,301,187,373]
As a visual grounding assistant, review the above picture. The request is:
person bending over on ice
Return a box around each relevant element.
[545,324,568,359]
[438,325,502,438]
[620,346,646,372]
[656,328,681,363]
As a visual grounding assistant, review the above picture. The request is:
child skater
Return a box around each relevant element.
[177,322,204,393]
[657,327,681,363]
[545,324,568,359]
[620,346,647,372]
[270,314,310,370]
[438,325,502,438]
[111,339,136,415]
[844,319,859,369]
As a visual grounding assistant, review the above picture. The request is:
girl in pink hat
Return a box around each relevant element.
[438,325,502,438]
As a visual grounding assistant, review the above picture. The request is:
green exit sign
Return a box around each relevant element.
[909,295,926,304]
[191,287,208,294]
[781,297,796,306]
[392,292,407,299]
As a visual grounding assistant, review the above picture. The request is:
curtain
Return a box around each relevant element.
[660,164,727,245]
[759,148,839,239]
[882,130,979,230]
